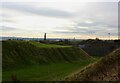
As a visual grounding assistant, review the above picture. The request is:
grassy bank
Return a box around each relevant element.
[2,40,91,70]
[65,48,120,81]
[2,40,96,81]
[3,59,95,81]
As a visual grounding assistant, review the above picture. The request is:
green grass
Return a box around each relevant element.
[30,41,71,48]
[2,58,95,81]
[3,40,91,70]
[2,40,96,81]
[92,55,103,60]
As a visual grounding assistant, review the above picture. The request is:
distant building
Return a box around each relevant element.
[44,33,47,40]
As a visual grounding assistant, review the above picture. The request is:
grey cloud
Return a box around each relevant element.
[0,13,10,17]
[1,26,18,31]
[76,21,117,30]
[3,2,73,18]
[53,20,117,36]
[74,2,118,29]
[1,2,118,38]
[53,31,87,34]
[53,28,117,37]
[1,19,15,23]
[76,22,101,27]
[66,2,118,37]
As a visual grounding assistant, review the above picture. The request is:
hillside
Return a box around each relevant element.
[65,48,120,81]
[2,40,92,70]
[2,40,97,81]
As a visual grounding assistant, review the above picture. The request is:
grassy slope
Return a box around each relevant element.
[30,41,70,48]
[66,48,120,81]
[2,40,95,81]
[2,40,91,69]
[3,60,95,81]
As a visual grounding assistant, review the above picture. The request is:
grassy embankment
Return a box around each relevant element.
[66,48,120,81]
[2,40,97,81]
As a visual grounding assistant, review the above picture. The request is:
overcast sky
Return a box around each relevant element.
[0,2,118,39]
